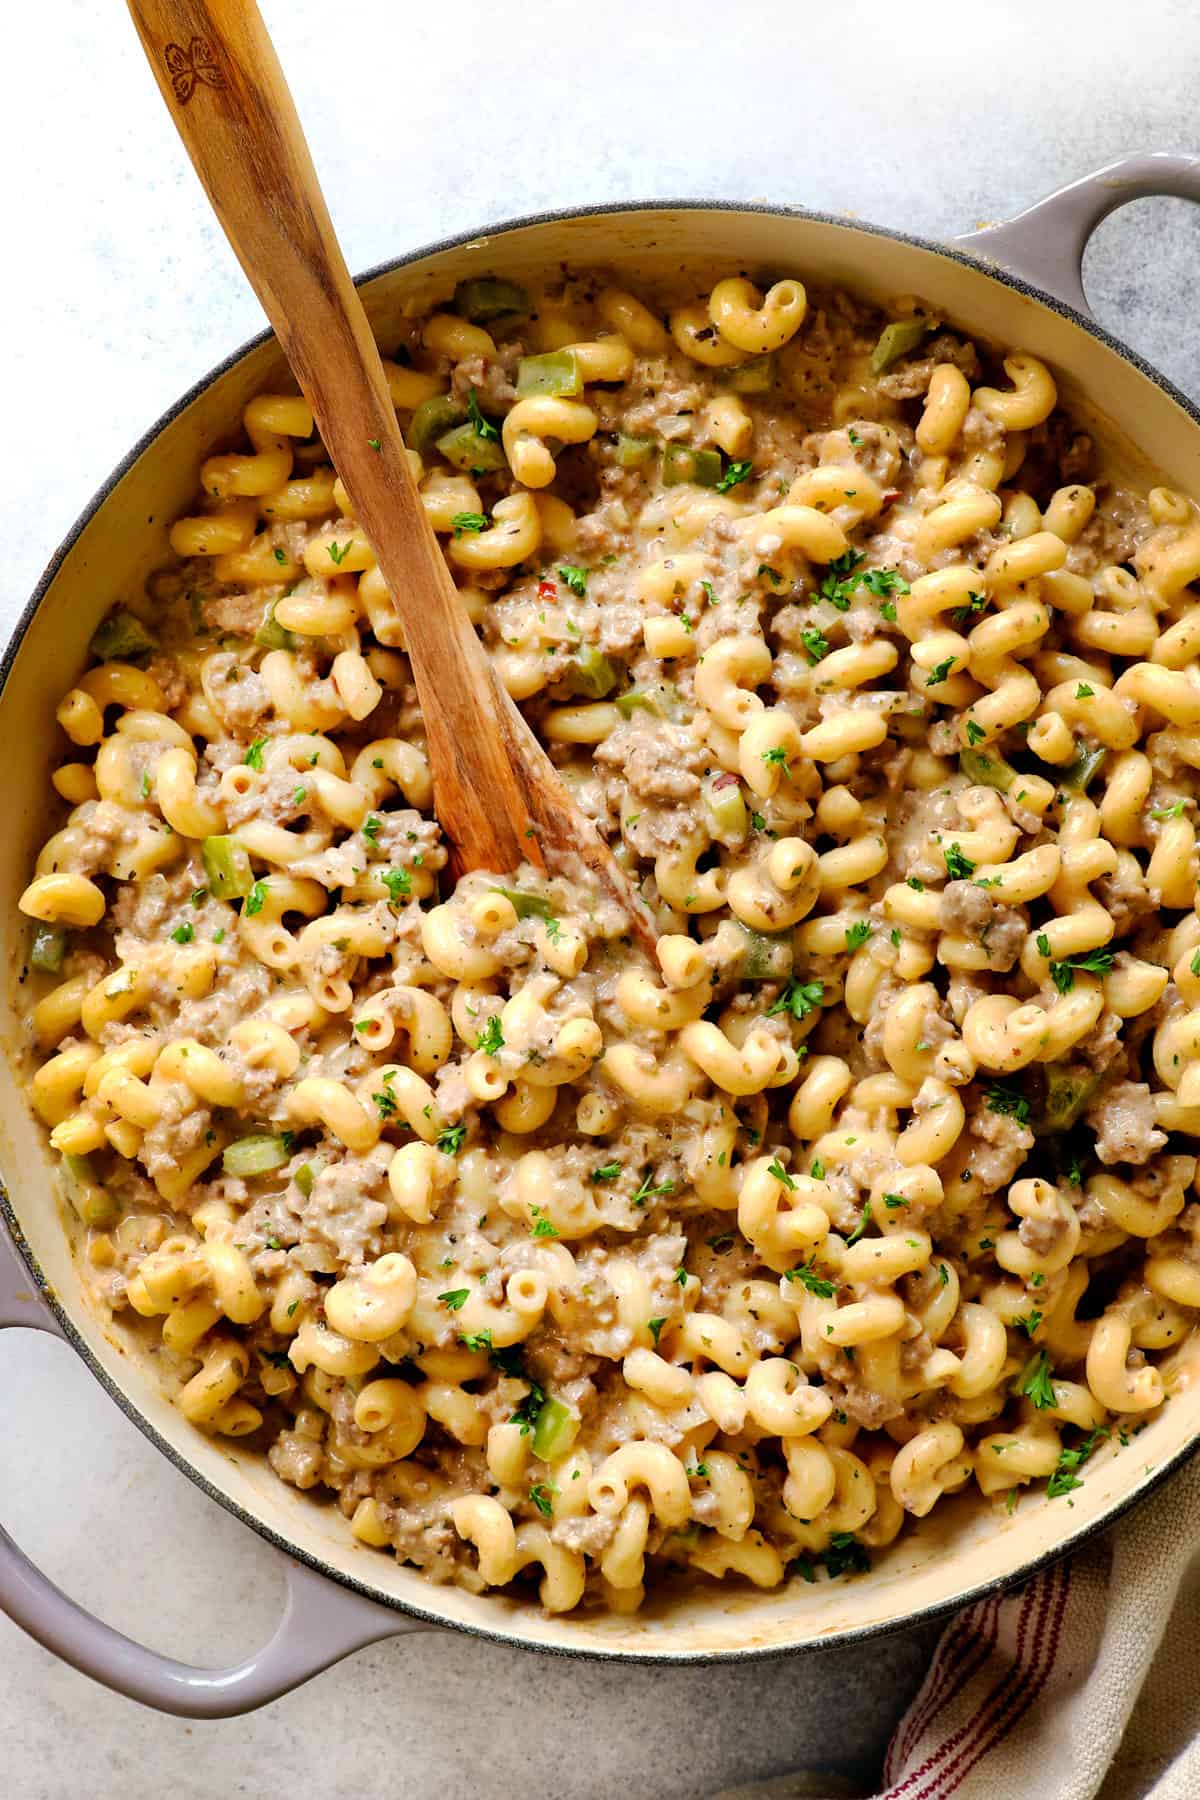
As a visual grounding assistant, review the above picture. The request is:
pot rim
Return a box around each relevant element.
[6,193,1200,1663]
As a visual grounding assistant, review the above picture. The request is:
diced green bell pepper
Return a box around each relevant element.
[531,1396,579,1461]
[565,645,619,699]
[662,444,723,488]
[489,886,554,920]
[1062,744,1107,792]
[254,599,297,651]
[89,610,156,662]
[960,747,1017,793]
[613,432,657,469]
[60,1153,118,1228]
[717,354,775,393]
[408,394,467,455]
[223,1134,292,1178]
[436,422,509,474]
[1036,1065,1100,1135]
[703,772,749,842]
[453,277,529,322]
[30,925,67,973]
[870,316,932,374]
[201,835,254,900]
[516,351,582,398]
[739,925,795,981]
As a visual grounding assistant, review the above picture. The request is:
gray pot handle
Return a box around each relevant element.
[0,1218,424,1716]
[954,151,1200,319]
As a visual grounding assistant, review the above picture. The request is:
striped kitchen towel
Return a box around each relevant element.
[713,1453,1200,1800]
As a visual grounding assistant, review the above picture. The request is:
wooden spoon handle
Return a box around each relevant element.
[124,0,657,951]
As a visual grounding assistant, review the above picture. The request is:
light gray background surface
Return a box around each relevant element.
[2,3,1199,1796]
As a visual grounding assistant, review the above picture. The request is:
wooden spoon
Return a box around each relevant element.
[124,0,656,954]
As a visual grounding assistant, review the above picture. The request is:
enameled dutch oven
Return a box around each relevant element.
[4,152,1200,1717]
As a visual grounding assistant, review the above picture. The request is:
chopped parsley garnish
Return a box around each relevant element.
[926,656,957,686]
[1151,799,1186,819]
[766,978,825,1021]
[1047,947,1115,993]
[1016,1311,1044,1339]
[879,600,897,622]
[459,1330,493,1352]
[883,1193,907,1209]
[170,922,194,945]
[674,1267,688,1286]
[819,548,865,610]
[715,459,753,493]
[647,1316,668,1346]
[986,1082,1030,1125]
[466,388,499,442]
[800,626,830,664]
[861,568,909,597]
[476,1015,505,1056]
[244,738,266,771]
[767,1159,796,1190]
[1047,1426,1108,1498]
[950,592,987,626]
[784,1258,838,1298]
[761,746,792,774]
[326,539,352,566]
[510,1379,548,1434]
[361,814,382,845]
[907,876,924,891]
[528,1482,557,1518]
[819,1532,871,1578]
[943,843,976,880]
[373,1089,397,1118]
[846,1201,872,1246]
[557,563,589,597]
[529,1207,559,1239]
[451,512,488,537]
[845,920,872,952]
[436,1123,467,1156]
[243,880,268,917]
[1017,1351,1057,1409]
[700,580,715,604]
[1076,683,1094,699]
[592,1161,622,1183]
[965,719,986,745]
[380,866,412,904]
[633,1171,675,1206]
[438,1288,470,1311]
[810,1159,826,1180]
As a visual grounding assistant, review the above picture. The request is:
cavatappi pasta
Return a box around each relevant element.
[22,267,1200,1614]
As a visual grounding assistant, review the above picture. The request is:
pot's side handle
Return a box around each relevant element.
[0,1219,425,1717]
[0,1216,65,1338]
[953,151,1200,319]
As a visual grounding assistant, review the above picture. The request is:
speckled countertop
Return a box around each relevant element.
[2,3,1199,1795]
